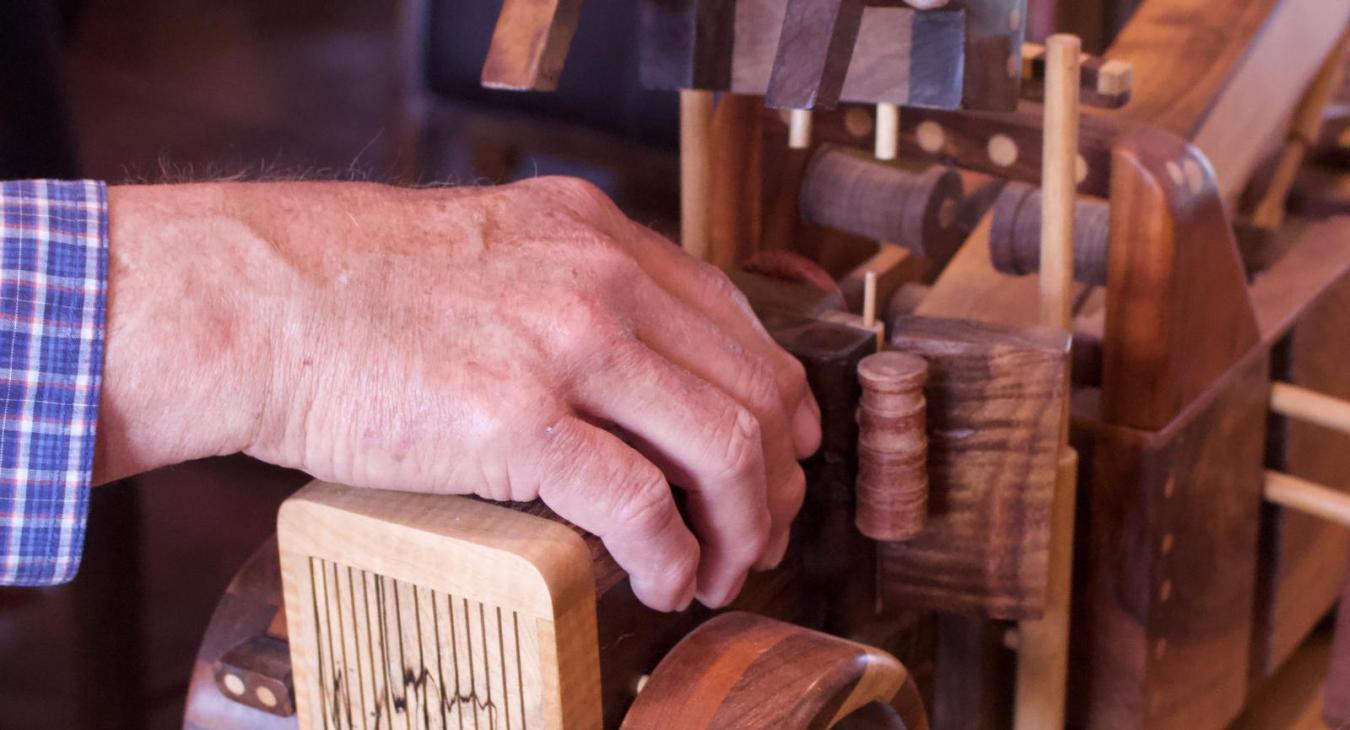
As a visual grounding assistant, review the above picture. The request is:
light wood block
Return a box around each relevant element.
[279,481,602,729]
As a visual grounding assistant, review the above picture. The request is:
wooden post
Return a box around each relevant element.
[788,108,814,150]
[1014,33,1080,730]
[681,89,715,261]
[1271,382,1350,438]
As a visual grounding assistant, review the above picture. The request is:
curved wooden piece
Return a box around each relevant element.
[1102,129,1260,430]
[184,538,297,730]
[621,612,927,730]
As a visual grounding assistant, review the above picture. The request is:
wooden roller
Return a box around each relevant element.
[800,145,965,265]
[856,352,930,542]
[988,180,1109,285]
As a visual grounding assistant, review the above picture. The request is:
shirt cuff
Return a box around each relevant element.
[0,180,108,586]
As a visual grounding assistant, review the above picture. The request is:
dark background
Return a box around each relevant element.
[0,1,678,728]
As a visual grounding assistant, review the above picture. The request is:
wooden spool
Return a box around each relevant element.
[800,145,965,264]
[856,351,930,542]
[989,180,1110,285]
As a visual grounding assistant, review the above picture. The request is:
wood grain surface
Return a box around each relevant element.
[878,316,1069,618]
[1079,352,1268,729]
[1101,130,1260,431]
[621,612,925,730]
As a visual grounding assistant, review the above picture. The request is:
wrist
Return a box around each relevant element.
[95,183,272,483]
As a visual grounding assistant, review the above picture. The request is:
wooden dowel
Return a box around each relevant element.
[875,102,899,161]
[862,270,883,348]
[1271,382,1350,438]
[680,89,715,261]
[788,108,814,150]
[1015,33,1081,730]
[1265,470,1350,529]
[1038,35,1080,332]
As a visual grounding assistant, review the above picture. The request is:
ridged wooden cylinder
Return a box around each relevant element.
[989,180,1111,286]
[856,351,930,541]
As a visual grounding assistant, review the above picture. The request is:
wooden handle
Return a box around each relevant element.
[621,612,927,730]
[856,352,930,542]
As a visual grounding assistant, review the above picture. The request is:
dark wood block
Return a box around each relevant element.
[955,0,1027,111]
[765,0,868,110]
[637,0,737,91]
[878,316,1069,619]
[1080,352,1268,730]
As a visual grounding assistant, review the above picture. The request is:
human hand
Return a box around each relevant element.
[98,178,821,612]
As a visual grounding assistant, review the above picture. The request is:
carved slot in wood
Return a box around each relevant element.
[302,556,535,730]
[279,482,602,730]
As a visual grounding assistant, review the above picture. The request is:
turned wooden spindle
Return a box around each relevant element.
[989,180,1111,286]
[856,351,930,542]
[799,145,964,264]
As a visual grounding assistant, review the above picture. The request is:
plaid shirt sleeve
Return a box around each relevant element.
[0,180,108,586]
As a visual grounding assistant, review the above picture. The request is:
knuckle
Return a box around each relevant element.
[779,355,811,404]
[552,294,624,351]
[535,176,615,217]
[710,405,764,483]
[735,361,783,419]
[614,470,677,538]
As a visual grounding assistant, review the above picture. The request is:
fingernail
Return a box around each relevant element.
[755,529,791,571]
[676,579,697,612]
[793,400,823,458]
[698,575,746,609]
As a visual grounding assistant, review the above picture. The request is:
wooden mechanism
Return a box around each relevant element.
[277,483,603,729]
[187,4,1350,730]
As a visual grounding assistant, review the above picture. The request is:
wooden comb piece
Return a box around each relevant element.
[278,482,602,729]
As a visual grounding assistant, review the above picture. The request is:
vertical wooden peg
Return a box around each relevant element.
[875,102,900,161]
[789,108,814,149]
[856,352,930,542]
[681,90,715,261]
[1014,32,1080,730]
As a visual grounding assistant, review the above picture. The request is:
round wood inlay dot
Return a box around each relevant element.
[223,673,246,696]
[845,107,874,138]
[988,134,1018,167]
[917,121,946,154]
[256,685,278,708]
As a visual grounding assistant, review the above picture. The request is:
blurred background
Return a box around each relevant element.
[0,1,683,728]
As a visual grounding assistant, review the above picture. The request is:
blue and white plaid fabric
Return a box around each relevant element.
[0,180,107,586]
